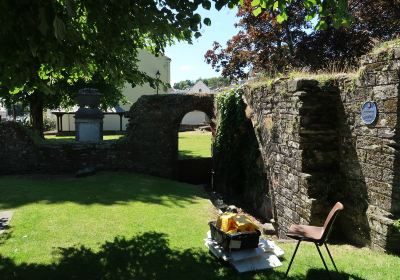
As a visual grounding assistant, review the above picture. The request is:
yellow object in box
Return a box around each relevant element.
[216,213,258,234]
[234,214,258,232]
[217,212,237,232]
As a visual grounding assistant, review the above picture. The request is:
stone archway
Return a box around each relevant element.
[125,94,215,178]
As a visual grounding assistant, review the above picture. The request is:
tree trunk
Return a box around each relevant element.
[29,93,44,138]
[12,104,16,121]
[284,22,294,59]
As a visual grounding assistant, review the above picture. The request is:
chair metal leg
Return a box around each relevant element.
[324,243,338,272]
[315,243,332,280]
[285,240,301,278]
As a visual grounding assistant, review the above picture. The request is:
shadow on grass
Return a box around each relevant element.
[0,232,365,280]
[0,227,12,246]
[304,269,365,280]
[0,172,208,208]
[178,149,210,159]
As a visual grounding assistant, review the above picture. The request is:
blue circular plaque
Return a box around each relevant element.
[361,101,378,125]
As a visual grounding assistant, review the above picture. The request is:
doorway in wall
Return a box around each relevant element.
[177,110,213,184]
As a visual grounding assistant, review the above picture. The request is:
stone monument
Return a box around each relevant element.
[75,88,103,142]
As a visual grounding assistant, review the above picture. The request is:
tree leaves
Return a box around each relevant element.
[241,0,352,29]
[0,0,219,118]
[315,20,328,30]
[253,7,262,16]
[276,11,288,23]
[251,0,260,6]
[190,13,202,30]
[202,0,212,10]
[203,18,212,26]
[206,0,399,81]
[215,0,230,11]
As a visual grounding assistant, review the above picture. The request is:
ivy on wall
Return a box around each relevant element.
[213,88,270,219]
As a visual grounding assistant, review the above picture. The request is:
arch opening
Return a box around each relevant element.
[176,110,213,185]
[178,110,212,160]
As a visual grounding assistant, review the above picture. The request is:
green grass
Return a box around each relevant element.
[371,38,400,55]
[178,131,212,159]
[0,172,399,279]
[44,134,124,144]
[44,132,212,160]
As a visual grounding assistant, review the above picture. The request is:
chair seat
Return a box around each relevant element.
[285,202,344,279]
[287,224,324,241]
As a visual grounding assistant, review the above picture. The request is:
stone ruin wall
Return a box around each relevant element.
[338,49,400,251]
[243,79,339,238]
[0,94,215,178]
[0,122,132,174]
[241,47,400,253]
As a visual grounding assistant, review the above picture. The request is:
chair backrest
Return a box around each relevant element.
[320,202,344,242]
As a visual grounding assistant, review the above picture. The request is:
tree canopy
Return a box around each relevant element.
[0,0,353,134]
[173,80,195,91]
[205,0,400,79]
[0,0,215,134]
[173,77,231,90]
[0,0,353,96]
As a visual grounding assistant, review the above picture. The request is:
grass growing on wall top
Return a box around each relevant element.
[247,38,400,93]
[247,68,358,91]
[371,38,400,55]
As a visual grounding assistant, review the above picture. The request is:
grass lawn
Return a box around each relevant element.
[178,131,212,159]
[0,172,399,279]
[44,131,212,160]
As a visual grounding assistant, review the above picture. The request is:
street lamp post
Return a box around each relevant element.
[155,70,161,95]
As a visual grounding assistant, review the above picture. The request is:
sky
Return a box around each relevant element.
[165,7,239,85]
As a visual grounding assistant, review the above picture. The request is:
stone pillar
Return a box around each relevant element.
[75,88,104,142]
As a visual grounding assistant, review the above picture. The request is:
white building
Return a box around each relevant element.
[54,49,171,132]
[187,80,211,94]
[0,99,7,121]
[181,80,213,126]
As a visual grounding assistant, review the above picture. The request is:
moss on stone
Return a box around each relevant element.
[246,71,358,93]
[371,38,400,55]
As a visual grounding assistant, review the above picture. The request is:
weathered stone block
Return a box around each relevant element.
[394,48,400,59]
[366,178,393,197]
[361,163,383,181]
[365,152,395,169]
[376,71,400,85]
[382,99,398,113]
[372,84,399,99]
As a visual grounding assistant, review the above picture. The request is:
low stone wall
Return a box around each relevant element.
[0,94,215,178]
[230,47,400,253]
[0,122,130,174]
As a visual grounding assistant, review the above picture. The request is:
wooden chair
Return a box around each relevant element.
[285,202,344,279]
